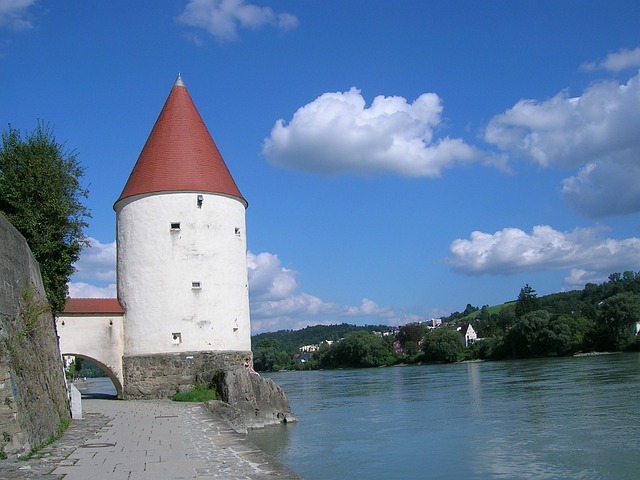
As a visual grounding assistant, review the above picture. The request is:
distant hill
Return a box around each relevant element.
[456,301,516,322]
[252,323,394,353]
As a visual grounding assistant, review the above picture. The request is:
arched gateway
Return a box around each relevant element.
[56,75,252,399]
[56,298,124,396]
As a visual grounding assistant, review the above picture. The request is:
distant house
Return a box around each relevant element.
[300,344,320,353]
[458,324,477,347]
[299,340,335,354]
[294,352,310,363]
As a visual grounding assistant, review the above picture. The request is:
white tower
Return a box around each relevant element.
[114,75,251,398]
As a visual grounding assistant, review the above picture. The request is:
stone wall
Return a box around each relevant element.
[122,350,252,399]
[0,215,70,458]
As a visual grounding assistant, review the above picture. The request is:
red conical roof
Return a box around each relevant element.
[115,75,246,208]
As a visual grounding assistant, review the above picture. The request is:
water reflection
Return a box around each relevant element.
[467,362,482,412]
[77,377,117,399]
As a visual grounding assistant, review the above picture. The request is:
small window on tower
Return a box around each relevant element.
[235,227,241,237]
[191,281,201,290]
[170,222,181,231]
[172,332,182,344]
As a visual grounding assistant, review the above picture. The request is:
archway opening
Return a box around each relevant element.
[63,354,122,399]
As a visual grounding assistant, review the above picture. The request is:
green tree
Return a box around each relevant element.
[64,357,83,379]
[551,314,595,353]
[252,338,293,371]
[469,335,506,360]
[597,292,640,350]
[0,122,90,312]
[506,310,552,357]
[496,303,516,333]
[515,284,541,318]
[396,322,425,355]
[320,331,395,368]
[422,328,463,363]
[506,309,583,357]
[462,303,479,316]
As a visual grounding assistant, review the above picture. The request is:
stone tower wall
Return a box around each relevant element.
[116,192,251,357]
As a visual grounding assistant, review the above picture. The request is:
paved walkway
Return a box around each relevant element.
[0,399,302,479]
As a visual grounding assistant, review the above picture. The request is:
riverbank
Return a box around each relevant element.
[0,399,302,479]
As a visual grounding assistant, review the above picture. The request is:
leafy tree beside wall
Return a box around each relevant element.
[0,122,90,312]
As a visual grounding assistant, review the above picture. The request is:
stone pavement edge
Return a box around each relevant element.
[0,399,303,479]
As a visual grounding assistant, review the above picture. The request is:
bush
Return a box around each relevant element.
[468,336,506,360]
[172,384,217,402]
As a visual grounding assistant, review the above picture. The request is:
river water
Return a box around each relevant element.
[248,353,640,480]
[78,376,117,398]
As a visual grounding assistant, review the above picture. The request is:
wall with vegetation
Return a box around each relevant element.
[0,215,69,458]
[122,350,251,399]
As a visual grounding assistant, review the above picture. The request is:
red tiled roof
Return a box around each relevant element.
[115,75,246,207]
[61,298,124,315]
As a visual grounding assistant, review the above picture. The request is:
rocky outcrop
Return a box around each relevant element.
[203,366,296,434]
[0,215,70,458]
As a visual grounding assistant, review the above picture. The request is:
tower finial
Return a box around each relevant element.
[175,73,185,87]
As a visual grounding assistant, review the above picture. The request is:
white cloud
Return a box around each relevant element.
[484,72,640,217]
[252,292,336,318]
[248,251,376,319]
[68,281,116,298]
[562,153,640,218]
[448,225,640,280]
[563,268,607,289]
[246,251,426,332]
[247,251,297,300]
[581,47,640,72]
[0,0,34,30]
[72,237,116,283]
[67,237,117,298]
[485,74,640,167]
[177,0,298,43]
[343,298,394,318]
[262,87,487,178]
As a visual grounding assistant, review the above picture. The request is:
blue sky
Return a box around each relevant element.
[2,1,640,333]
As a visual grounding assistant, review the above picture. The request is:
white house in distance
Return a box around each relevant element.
[428,318,442,329]
[458,324,478,347]
[57,75,252,398]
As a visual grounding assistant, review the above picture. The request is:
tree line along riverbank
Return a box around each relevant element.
[251,271,640,371]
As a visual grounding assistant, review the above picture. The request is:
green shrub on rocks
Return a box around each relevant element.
[172,384,217,402]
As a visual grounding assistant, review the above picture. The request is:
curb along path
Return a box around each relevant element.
[0,399,302,479]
